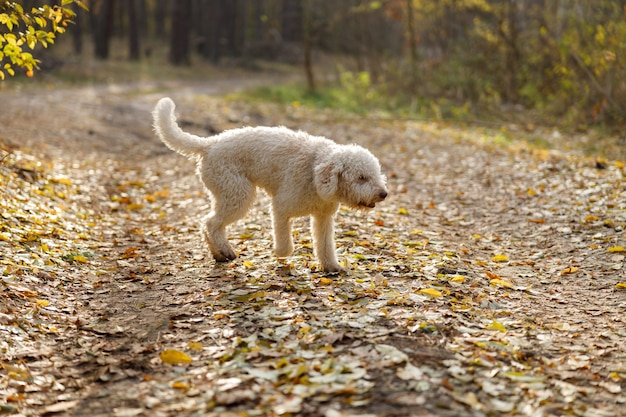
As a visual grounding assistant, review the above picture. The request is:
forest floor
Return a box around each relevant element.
[0,74,625,417]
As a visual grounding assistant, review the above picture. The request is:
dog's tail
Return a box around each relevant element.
[153,97,210,158]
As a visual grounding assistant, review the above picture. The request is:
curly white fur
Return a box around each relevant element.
[153,97,388,272]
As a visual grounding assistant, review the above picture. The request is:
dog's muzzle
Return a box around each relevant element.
[359,189,388,208]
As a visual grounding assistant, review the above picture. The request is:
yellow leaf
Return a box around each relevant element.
[491,254,509,262]
[160,349,192,365]
[398,207,408,215]
[450,275,466,283]
[233,291,267,302]
[319,277,333,285]
[188,342,202,351]
[36,299,50,307]
[0,232,10,241]
[560,267,579,275]
[51,177,73,186]
[526,188,537,196]
[73,255,87,263]
[243,260,254,268]
[490,279,513,288]
[419,288,443,297]
[615,283,626,290]
[615,161,624,169]
[584,215,599,223]
[172,381,189,390]
[607,246,625,253]
[487,320,507,332]
[126,203,144,211]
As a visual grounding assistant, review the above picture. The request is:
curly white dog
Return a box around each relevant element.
[153,97,387,272]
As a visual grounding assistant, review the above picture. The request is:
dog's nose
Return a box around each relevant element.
[379,190,388,200]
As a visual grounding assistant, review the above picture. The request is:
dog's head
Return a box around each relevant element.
[314,145,388,209]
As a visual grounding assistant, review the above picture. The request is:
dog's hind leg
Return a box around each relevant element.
[311,214,343,273]
[201,172,256,262]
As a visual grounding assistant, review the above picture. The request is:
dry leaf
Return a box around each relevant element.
[491,254,509,262]
[419,288,443,297]
[490,279,513,288]
[160,349,192,365]
[607,246,625,253]
[560,267,579,275]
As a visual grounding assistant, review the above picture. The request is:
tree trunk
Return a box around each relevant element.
[92,0,115,60]
[405,0,418,86]
[282,0,303,42]
[128,0,141,61]
[303,0,316,92]
[169,0,192,65]
[71,1,83,54]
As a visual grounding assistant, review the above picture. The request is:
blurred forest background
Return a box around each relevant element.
[8,0,626,129]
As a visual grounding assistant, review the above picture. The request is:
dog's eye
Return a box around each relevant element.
[358,175,368,182]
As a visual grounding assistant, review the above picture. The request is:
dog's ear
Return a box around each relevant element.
[314,159,340,200]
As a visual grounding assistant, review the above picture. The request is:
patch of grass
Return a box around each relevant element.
[236,79,476,123]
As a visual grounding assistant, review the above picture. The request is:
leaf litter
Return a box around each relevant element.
[0,83,624,416]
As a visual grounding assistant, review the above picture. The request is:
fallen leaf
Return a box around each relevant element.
[160,349,192,365]
[490,279,513,288]
[419,288,443,297]
[487,320,507,332]
[43,401,79,413]
[607,246,625,253]
[188,342,203,351]
[375,344,409,364]
[491,254,509,262]
[172,381,190,390]
[560,267,579,275]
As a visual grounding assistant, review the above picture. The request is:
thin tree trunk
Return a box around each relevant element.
[169,0,192,65]
[128,0,141,60]
[406,0,418,86]
[92,0,115,60]
[303,0,316,92]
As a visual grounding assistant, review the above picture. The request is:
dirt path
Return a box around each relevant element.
[1,79,624,416]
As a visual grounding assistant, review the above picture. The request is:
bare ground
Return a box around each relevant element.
[0,78,625,417]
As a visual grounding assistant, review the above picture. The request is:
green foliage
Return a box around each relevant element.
[316,0,624,128]
[242,69,393,116]
[0,0,87,80]
[240,68,476,123]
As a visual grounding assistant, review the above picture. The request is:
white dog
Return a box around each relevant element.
[153,97,387,272]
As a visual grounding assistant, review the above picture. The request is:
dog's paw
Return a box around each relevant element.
[212,248,237,262]
[274,245,294,258]
[321,263,345,274]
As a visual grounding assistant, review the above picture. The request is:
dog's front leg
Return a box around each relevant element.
[311,214,343,272]
[271,208,294,257]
